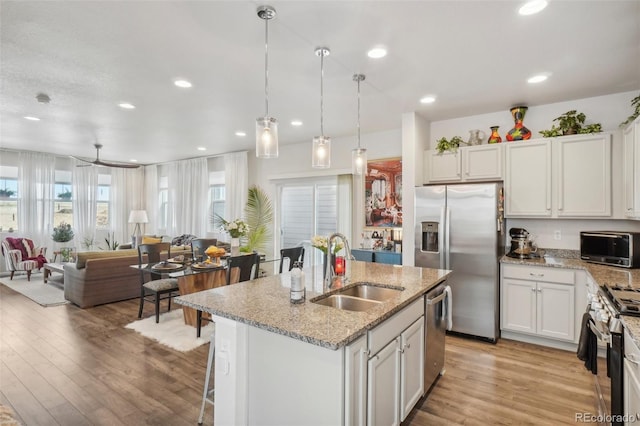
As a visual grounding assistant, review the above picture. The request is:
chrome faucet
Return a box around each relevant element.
[324,233,355,290]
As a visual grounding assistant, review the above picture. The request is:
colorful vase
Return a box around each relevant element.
[488,126,502,144]
[506,106,532,141]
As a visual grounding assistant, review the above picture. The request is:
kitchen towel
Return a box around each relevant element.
[444,285,453,331]
[576,310,598,375]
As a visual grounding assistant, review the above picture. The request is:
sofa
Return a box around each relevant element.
[63,246,190,308]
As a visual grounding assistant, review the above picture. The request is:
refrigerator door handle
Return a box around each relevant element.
[445,207,451,269]
[439,206,446,270]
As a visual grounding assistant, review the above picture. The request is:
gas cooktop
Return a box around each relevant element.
[602,284,640,316]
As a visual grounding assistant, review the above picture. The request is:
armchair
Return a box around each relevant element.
[1,237,48,281]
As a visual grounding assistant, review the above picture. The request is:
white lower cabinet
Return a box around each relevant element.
[501,264,576,344]
[345,334,368,426]
[624,328,640,425]
[367,316,424,426]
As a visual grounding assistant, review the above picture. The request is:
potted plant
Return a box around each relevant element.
[435,136,465,154]
[620,94,640,127]
[51,221,74,243]
[539,110,602,137]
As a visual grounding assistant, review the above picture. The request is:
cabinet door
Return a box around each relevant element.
[624,119,640,219]
[505,140,552,217]
[624,358,640,425]
[400,317,425,421]
[536,281,575,341]
[501,278,536,334]
[374,251,402,265]
[463,144,503,181]
[556,134,611,217]
[367,338,400,426]
[345,335,367,426]
[426,151,461,183]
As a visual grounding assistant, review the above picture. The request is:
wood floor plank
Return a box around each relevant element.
[1,282,599,425]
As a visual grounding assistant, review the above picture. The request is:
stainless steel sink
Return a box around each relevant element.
[338,283,403,302]
[313,294,382,312]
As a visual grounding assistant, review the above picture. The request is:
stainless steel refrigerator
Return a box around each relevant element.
[414,183,504,342]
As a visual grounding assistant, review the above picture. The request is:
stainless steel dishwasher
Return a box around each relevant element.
[424,282,451,393]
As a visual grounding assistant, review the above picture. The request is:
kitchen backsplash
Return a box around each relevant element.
[505,218,640,250]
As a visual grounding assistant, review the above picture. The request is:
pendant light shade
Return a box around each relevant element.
[256,5,278,159]
[352,74,367,175]
[312,47,331,169]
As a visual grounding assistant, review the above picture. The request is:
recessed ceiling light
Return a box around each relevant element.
[118,103,135,109]
[527,73,550,83]
[519,0,548,15]
[235,131,247,137]
[197,147,207,151]
[174,79,193,88]
[130,159,138,163]
[367,47,387,59]
[420,95,437,104]
[24,116,41,121]
[291,120,303,126]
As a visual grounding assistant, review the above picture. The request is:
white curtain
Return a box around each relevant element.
[18,151,56,250]
[72,159,98,247]
[144,164,159,234]
[111,167,145,246]
[224,151,248,227]
[166,158,208,237]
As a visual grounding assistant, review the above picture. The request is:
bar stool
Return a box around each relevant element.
[198,332,215,425]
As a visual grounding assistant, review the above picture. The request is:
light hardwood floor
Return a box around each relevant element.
[1,282,596,425]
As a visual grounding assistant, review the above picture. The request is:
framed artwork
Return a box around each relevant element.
[365,157,402,227]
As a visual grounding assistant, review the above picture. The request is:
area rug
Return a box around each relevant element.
[0,273,68,307]
[125,309,214,352]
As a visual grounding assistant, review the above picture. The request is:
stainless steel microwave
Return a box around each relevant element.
[580,231,640,268]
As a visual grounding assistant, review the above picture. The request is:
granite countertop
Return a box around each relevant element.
[175,260,451,350]
[500,253,640,350]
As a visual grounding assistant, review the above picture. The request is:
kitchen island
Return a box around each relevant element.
[176,260,450,426]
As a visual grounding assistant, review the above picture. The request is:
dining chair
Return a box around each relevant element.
[196,251,260,424]
[191,238,218,261]
[279,246,305,273]
[137,242,180,323]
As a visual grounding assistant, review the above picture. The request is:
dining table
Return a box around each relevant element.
[132,254,279,327]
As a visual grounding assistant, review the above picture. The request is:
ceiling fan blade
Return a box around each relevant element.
[94,160,140,169]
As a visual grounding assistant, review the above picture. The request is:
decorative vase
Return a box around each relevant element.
[506,106,532,141]
[230,238,240,256]
[488,126,502,144]
[468,129,483,146]
[323,251,336,280]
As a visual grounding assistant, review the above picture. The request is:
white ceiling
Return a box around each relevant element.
[1,1,639,165]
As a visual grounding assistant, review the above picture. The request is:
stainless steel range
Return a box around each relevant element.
[587,282,639,426]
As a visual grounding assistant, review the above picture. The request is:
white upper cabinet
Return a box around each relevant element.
[623,116,640,219]
[505,140,552,217]
[556,134,611,217]
[425,144,503,183]
[505,133,612,218]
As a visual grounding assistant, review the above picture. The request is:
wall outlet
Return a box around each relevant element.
[553,230,562,240]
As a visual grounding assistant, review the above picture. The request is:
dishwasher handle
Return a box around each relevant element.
[427,291,446,305]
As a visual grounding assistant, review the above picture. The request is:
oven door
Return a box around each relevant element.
[589,316,624,426]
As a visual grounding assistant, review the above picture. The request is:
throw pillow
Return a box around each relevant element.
[22,238,35,258]
[6,237,28,259]
[141,236,162,244]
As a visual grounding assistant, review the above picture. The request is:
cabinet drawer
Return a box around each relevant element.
[502,264,575,284]
[624,328,640,378]
[368,297,424,356]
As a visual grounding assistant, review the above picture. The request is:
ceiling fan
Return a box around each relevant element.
[72,143,140,168]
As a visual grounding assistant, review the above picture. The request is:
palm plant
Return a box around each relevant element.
[241,185,273,253]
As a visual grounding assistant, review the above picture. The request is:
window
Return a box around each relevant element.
[96,174,111,228]
[54,170,73,227]
[158,176,168,231]
[208,184,225,232]
[0,166,19,231]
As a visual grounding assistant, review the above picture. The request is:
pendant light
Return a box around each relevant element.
[256,5,278,159]
[312,47,331,169]
[352,74,367,175]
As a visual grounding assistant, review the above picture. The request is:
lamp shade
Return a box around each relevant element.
[128,210,148,224]
[312,136,331,169]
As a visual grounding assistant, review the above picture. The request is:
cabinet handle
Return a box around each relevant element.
[529,272,544,277]
[628,354,640,365]
[531,288,536,292]
[537,289,542,293]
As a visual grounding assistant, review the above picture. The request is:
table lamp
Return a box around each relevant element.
[128,210,148,248]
